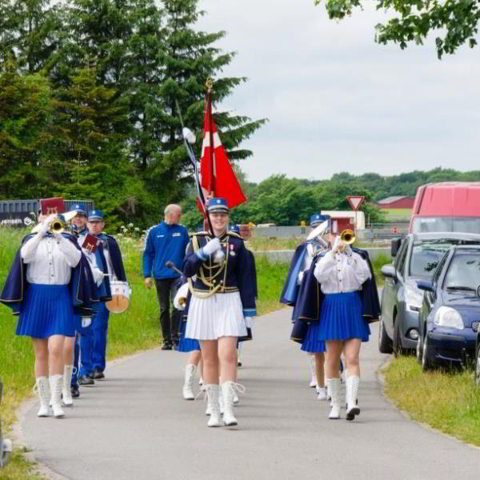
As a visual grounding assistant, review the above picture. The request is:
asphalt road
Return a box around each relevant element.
[20,309,479,480]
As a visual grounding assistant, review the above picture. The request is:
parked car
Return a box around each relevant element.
[410,182,480,234]
[416,245,480,371]
[378,233,480,356]
[476,332,480,386]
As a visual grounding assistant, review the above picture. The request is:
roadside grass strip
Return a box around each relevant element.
[383,356,480,447]
[0,229,287,479]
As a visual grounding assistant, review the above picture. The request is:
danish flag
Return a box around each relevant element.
[199,94,246,209]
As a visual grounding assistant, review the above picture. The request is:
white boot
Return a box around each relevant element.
[345,375,361,421]
[309,356,317,388]
[62,365,74,407]
[221,382,238,427]
[182,364,196,400]
[327,378,341,420]
[49,375,65,418]
[206,385,222,427]
[36,377,50,417]
[317,386,328,401]
[219,389,225,415]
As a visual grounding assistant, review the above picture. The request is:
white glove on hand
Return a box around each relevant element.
[331,236,341,254]
[38,214,56,237]
[202,237,221,256]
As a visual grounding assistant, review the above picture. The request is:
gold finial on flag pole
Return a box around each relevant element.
[205,78,214,92]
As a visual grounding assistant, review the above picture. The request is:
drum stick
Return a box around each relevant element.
[165,261,183,276]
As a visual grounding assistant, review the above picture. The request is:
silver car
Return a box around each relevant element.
[378,232,480,355]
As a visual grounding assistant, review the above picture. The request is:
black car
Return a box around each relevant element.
[379,233,480,356]
[417,245,480,371]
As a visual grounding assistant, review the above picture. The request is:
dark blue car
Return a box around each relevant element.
[416,245,480,371]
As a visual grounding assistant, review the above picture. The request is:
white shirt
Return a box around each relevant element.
[314,250,371,294]
[21,234,81,285]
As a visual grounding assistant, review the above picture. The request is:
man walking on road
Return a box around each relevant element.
[143,205,189,350]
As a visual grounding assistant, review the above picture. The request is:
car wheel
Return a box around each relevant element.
[378,318,393,354]
[475,346,480,387]
[393,314,404,357]
[421,335,435,372]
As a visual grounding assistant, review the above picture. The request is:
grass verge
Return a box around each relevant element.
[0,229,287,479]
[383,356,480,447]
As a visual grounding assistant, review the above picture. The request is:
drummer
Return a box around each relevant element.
[85,210,127,381]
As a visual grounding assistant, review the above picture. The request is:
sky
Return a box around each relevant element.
[197,0,480,184]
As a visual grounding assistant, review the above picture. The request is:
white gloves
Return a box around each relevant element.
[331,236,341,253]
[38,214,56,237]
[202,237,221,256]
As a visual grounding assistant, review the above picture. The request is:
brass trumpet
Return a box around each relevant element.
[31,211,78,234]
[340,229,355,245]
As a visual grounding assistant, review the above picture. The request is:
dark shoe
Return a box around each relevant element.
[79,375,95,386]
[161,343,173,351]
[92,369,105,380]
[71,385,80,398]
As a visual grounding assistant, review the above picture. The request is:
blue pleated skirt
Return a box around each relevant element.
[301,323,326,353]
[16,284,75,339]
[319,291,370,342]
[177,319,200,353]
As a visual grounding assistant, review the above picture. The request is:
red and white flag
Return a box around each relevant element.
[199,95,246,209]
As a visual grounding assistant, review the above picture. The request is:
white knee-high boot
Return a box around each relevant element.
[221,382,238,427]
[36,377,50,417]
[49,375,65,418]
[327,378,341,420]
[206,385,222,427]
[182,364,196,400]
[62,365,74,407]
[345,375,360,421]
[309,355,316,388]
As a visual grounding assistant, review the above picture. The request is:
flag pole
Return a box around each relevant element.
[205,78,216,197]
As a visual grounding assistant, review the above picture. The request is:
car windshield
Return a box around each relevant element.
[412,217,480,234]
[409,243,451,279]
[443,251,480,292]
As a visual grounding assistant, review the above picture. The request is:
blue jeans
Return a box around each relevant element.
[92,303,110,372]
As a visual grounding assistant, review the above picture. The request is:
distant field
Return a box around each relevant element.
[382,208,412,221]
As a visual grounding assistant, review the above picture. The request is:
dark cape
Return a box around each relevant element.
[0,233,99,317]
[279,243,308,306]
[290,247,381,344]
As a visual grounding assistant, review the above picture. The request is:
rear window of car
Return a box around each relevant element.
[412,217,480,234]
[409,243,451,279]
[443,251,480,292]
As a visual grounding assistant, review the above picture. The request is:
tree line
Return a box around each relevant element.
[0,0,264,225]
[181,168,480,228]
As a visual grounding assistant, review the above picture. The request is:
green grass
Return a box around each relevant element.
[248,236,302,251]
[383,356,480,446]
[0,229,286,479]
[371,253,391,287]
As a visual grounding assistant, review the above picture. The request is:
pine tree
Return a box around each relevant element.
[0,60,57,198]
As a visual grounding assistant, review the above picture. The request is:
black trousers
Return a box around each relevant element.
[155,278,180,344]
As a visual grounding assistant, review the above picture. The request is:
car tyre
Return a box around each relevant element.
[393,314,404,357]
[378,319,393,354]
[421,335,435,372]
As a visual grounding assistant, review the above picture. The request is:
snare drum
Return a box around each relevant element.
[106,281,131,313]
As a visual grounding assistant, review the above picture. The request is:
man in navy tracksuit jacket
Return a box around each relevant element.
[143,204,189,349]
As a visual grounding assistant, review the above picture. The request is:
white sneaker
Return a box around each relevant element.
[182,364,196,400]
[317,387,328,401]
[36,377,50,417]
[62,365,74,407]
[49,375,65,418]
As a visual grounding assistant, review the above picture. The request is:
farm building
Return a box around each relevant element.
[377,196,415,209]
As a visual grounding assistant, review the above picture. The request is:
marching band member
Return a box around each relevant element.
[183,198,256,427]
[0,214,94,418]
[84,210,126,381]
[281,214,330,398]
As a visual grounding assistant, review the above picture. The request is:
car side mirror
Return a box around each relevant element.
[417,280,434,292]
[391,238,402,258]
[381,264,396,279]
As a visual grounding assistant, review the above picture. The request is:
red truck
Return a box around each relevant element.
[409,182,480,234]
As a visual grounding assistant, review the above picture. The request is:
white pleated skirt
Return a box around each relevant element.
[186,291,247,340]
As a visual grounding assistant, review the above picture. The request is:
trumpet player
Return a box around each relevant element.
[0,213,88,418]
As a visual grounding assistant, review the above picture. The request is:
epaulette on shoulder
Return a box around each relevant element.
[226,231,243,240]
[189,231,209,238]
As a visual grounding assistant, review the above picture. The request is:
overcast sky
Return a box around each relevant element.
[197,0,480,184]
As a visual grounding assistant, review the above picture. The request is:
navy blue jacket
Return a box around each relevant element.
[183,232,256,317]
[143,222,189,280]
[0,233,99,317]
